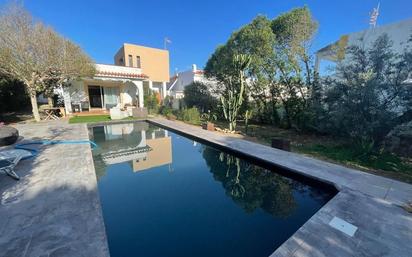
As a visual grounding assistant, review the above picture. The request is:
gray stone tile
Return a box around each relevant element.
[0,121,109,257]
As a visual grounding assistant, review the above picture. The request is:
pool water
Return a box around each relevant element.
[90,122,336,257]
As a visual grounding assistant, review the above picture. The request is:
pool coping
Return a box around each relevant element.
[146,118,412,257]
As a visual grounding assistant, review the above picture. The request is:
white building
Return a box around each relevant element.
[315,18,412,73]
[167,64,217,99]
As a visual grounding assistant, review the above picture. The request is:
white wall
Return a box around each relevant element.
[122,82,137,106]
[168,68,218,99]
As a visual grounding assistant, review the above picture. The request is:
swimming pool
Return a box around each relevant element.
[89,121,336,257]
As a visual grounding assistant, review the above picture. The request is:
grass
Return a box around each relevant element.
[213,120,412,184]
[68,115,139,124]
[296,144,412,183]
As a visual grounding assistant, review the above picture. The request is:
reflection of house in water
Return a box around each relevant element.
[90,122,172,174]
[133,136,172,172]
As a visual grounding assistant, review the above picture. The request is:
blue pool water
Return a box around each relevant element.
[90,122,336,257]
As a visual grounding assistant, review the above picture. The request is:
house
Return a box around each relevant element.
[315,18,412,73]
[62,43,169,114]
[167,64,217,99]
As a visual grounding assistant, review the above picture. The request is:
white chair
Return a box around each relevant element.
[109,107,129,120]
[0,149,32,180]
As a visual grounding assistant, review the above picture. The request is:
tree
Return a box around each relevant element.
[0,73,29,113]
[205,15,278,123]
[322,34,412,148]
[0,4,94,121]
[205,8,319,129]
[271,6,318,129]
[183,81,216,112]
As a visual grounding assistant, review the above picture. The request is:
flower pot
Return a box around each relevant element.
[206,122,215,131]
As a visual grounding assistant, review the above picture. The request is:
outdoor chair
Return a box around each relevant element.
[0,149,32,180]
[110,107,129,120]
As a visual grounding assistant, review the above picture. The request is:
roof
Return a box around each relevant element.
[95,70,149,79]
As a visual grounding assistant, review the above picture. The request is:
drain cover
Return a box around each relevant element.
[328,217,358,237]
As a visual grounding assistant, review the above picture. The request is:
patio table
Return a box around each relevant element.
[43,107,65,120]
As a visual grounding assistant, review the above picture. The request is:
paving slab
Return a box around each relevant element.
[0,121,109,257]
[149,118,412,257]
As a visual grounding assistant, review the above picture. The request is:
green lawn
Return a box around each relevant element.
[68,115,139,124]
[214,121,412,184]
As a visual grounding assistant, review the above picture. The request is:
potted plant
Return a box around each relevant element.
[201,110,217,131]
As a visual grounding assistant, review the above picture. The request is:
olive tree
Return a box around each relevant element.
[0,4,94,121]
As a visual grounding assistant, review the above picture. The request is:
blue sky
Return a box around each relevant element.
[4,0,412,73]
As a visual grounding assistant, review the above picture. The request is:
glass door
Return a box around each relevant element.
[88,86,103,108]
[103,87,120,109]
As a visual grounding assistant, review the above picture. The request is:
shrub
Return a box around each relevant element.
[143,84,160,114]
[183,81,217,112]
[166,113,177,120]
[321,34,412,146]
[159,105,173,116]
[180,107,201,125]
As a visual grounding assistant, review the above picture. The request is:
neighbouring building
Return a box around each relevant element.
[167,64,217,99]
[315,18,412,74]
[62,43,169,114]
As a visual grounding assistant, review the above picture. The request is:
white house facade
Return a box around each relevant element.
[167,64,217,99]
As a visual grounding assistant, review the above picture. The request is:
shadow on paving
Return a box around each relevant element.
[0,122,109,257]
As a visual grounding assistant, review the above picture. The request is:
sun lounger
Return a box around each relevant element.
[0,149,32,180]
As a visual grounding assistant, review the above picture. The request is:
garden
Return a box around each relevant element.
[148,7,412,182]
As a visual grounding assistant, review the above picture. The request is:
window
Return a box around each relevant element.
[136,56,141,68]
[119,57,124,65]
[128,55,133,67]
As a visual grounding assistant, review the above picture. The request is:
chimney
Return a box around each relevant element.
[192,64,197,72]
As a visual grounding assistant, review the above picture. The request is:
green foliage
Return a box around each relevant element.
[205,15,275,83]
[183,81,217,112]
[244,110,253,134]
[0,74,29,112]
[321,34,412,146]
[159,105,173,116]
[297,144,412,181]
[201,110,217,122]
[165,113,177,120]
[205,7,318,129]
[179,107,201,125]
[69,115,111,124]
[220,54,251,131]
[143,84,159,114]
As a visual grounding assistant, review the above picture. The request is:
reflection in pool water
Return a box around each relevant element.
[90,122,335,257]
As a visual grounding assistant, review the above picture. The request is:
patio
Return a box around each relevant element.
[0,121,109,257]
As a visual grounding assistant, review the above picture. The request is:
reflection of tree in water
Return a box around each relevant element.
[203,147,335,217]
[203,146,297,218]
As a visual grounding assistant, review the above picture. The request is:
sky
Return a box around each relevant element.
[2,0,411,74]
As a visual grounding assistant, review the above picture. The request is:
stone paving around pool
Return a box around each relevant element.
[149,118,412,257]
[0,121,109,257]
[1,118,411,257]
